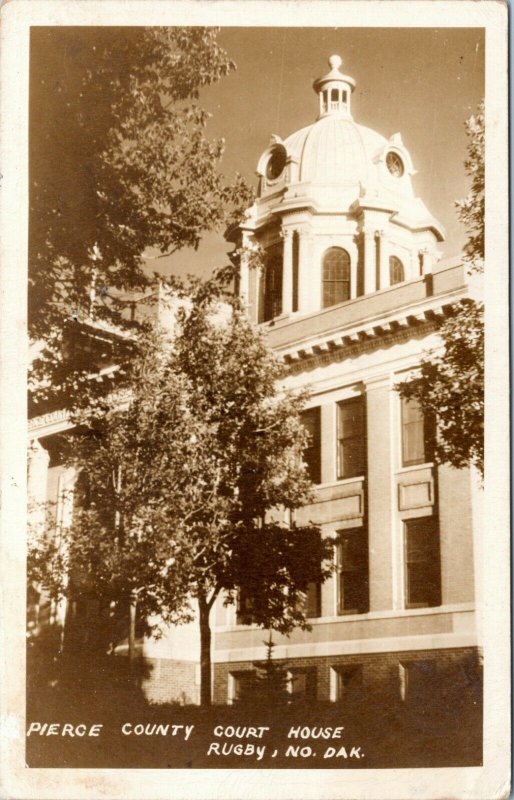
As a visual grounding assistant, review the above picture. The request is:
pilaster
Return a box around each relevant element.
[350,240,358,299]
[438,463,475,606]
[419,247,431,275]
[281,228,293,316]
[363,229,376,294]
[28,440,50,538]
[376,229,388,290]
[28,438,50,506]
[298,229,314,313]
[240,231,254,319]
[320,403,335,484]
[365,375,393,611]
[239,253,249,305]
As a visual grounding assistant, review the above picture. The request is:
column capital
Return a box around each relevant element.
[280,227,294,242]
[297,225,311,238]
[241,230,257,245]
[375,229,385,239]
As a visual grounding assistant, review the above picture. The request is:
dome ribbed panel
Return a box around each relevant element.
[284,118,387,186]
[284,124,312,162]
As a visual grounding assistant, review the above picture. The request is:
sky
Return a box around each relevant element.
[159,27,484,280]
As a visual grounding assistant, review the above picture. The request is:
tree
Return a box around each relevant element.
[30,27,252,342]
[454,100,484,271]
[30,284,334,705]
[240,633,292,708]
[398,102,484,474]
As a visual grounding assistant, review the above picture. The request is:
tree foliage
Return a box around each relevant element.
[29,283,334,703]
[399,299,483,474]
[454,100,484,271]
[240,635,292,708]
[30,27,253,342]
[398,102,484,474]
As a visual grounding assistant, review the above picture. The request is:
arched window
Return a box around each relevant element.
[322,248,351,308]
[389,256,405,285]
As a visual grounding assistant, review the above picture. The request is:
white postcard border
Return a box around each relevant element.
[0,2,509,799]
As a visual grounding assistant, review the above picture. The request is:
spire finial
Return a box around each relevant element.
[328,54,342,71]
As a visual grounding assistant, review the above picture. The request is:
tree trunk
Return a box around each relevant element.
[128,593,137,667]
[198,596,212,706]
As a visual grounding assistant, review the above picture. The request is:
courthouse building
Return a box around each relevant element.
[210,54,482,706]
[28,56,482,706]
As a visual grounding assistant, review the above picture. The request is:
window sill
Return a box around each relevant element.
[298,603,474,625]
[216,603,475,632]
[337,610,368,617]
[396,462,434,475]
[314,476,365,490]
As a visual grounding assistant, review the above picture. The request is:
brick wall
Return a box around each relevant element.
[141,657,199,705]
[213,646,482,706]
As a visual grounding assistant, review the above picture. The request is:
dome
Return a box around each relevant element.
[251,54,437,234]
[284,116,387,186]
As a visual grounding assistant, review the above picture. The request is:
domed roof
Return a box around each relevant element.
[243,54,444,244]
[284,116,387,186]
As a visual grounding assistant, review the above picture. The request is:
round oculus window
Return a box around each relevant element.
[266,148,286,181]
[386,151,404,177]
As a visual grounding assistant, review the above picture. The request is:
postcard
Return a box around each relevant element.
[0,1,509,798]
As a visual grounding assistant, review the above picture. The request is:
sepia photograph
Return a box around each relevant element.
[0,2,509,798]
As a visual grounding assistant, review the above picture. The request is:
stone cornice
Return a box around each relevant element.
[283,322,439,374]
[277,292,462,364]
[29,388,132,439]
[278,298,458,372]
[28,408,71,438]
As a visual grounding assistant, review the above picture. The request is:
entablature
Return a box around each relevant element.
[265,264,468,365]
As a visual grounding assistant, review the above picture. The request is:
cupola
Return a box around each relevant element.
[313,54,356,119]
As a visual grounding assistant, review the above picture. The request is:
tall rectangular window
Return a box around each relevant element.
[404,517,441,608]
[263,247,283,322]
[302,406,321,484]
[401,397,435,466]
[305,581,321,618]
[336,528,369,614]
[337,398,365,479]
[236,587,255,625]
